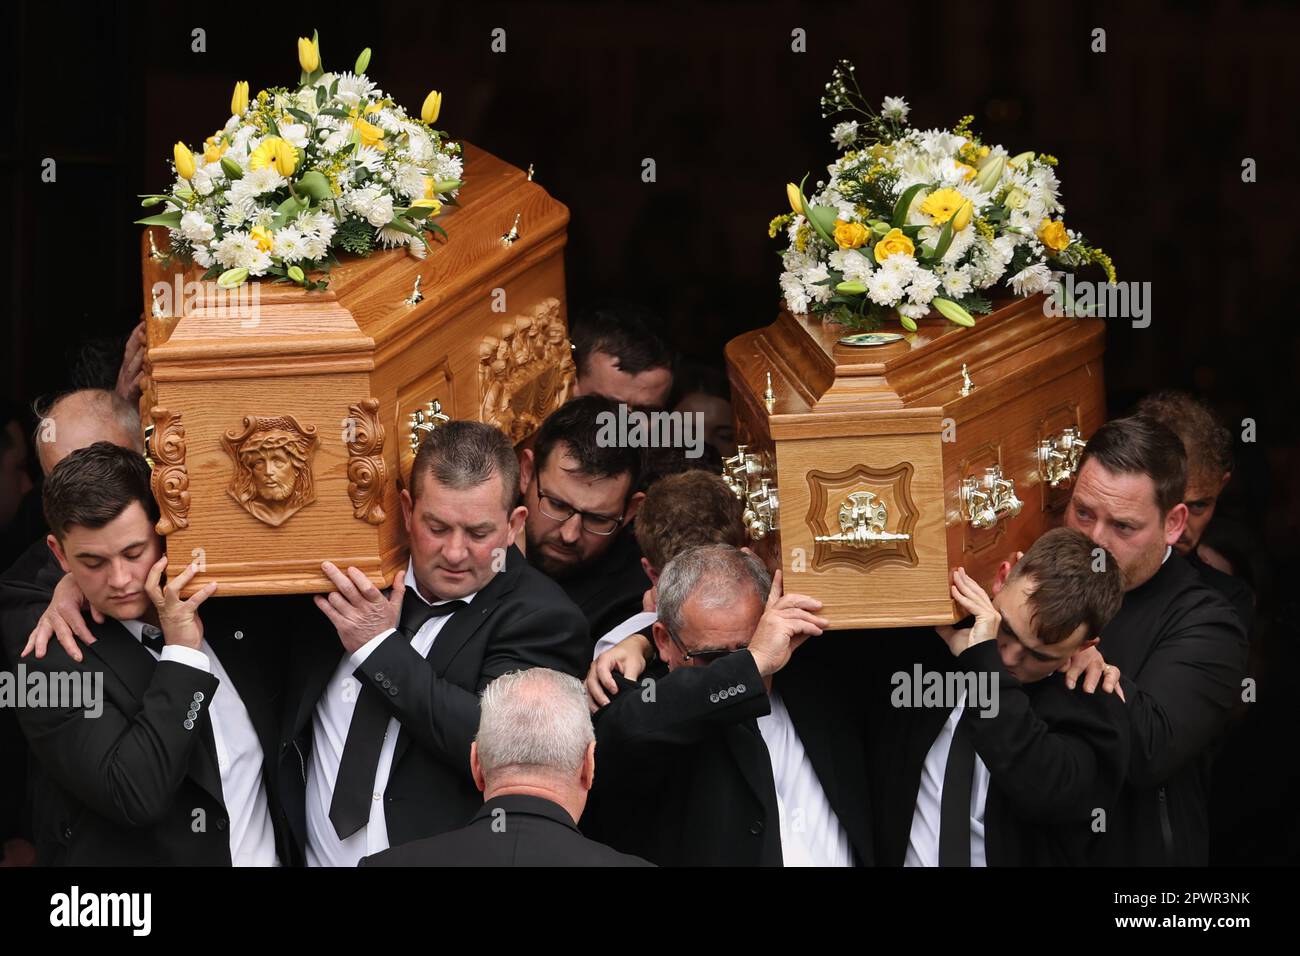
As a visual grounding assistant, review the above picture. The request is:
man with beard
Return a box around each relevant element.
[518,396,649,644]
[1065,415,1248,865]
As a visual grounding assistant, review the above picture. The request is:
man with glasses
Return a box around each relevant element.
[585,544,873,866]
[518,396,650,645]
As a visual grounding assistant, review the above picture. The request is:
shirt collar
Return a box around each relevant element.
[404,558,480,608]
[118,619,161,643]
[1162,545,1172,565]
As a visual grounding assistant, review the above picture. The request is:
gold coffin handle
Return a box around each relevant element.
[960,465,1023,530]
[814,491,910,548]
[1038,426,1087,489]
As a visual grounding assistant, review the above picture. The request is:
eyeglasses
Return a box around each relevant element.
[666,626,746,665]
[533,474,624,536]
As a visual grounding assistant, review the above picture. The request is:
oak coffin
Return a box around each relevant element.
[138,143,575,596]
[724,296,1106,629]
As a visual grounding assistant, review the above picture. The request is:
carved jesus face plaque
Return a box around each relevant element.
[222,415,320,527]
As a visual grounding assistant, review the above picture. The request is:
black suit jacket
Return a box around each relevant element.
[0,580,293,865]
[279,545,590,859]
[587,646,872,867]
[556,526,649,644]
[1095,554,1248,865]
[866,631,1130,866]
[359,794,653,867]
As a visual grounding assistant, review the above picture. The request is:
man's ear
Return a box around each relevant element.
[641,557,658,585]
[1077,635,1100,653]
[470,742,486,794]
[518,449,535,497]
[47,534,70,575]
[580,739,596,793]
[507,504,528,546]
[991,560,1013,597]
[399,488,414,537]
[623,490,646,524]
[1164,502,1189,545]
[651,620,672,662]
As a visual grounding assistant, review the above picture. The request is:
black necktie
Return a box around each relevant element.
[140,623,166,655]
[938,708,976,867]
[328,595,466,840]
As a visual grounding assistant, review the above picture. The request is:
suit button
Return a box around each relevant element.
[193,691,205,703]
[388,686,399,696]
[737,683,747,693]
[63,826,72,840]
[750,820,764,835]
[187,709,199,720]
[216,819,227,831]
[381,679,391,688]
[183,719,194,730]
[375,672,385,681]
[709,693,719,703]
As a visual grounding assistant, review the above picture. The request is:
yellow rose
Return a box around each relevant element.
[250,225,274,252]
[1038,218,1070,253]
[833,219,870,249]
[919,187,965,226]
[873,227,915,263]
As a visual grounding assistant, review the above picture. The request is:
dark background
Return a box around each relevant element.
[2,0,1297,862]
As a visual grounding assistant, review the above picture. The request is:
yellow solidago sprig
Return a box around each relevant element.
[774,62,1117,334]
[135,30,465,291]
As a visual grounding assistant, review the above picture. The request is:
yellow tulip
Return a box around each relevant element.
[786,182,804,216]
[272,139,298,177]
[411,198,442,215]
[173,142,196,180]
[421,90,442,125]
[952,200,974,232]
[298,36,320,74]
[231,80,249,117]
[203,134,228,164]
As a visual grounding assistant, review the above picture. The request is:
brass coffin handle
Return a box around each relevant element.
[961,465,1023,530]
[814,491,911,548]
[408,399,450,456]
[1038,426,1087,489]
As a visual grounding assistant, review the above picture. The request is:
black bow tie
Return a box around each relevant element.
[396,595,467,638]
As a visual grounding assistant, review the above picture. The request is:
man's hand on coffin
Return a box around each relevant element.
[585,634,654,712]
[747,570,829,678]
[21,572,99,662]
[1060,644,1125,701]
[936,567,999,656]
[315,561,403,655]
[115,322,147,405]
[145,555,215,651]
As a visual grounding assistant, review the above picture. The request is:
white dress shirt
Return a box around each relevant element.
[904,690,991,867]
[305,560,478,868]
[756,690,855,867]
[121,619,279,866]
[592,611,659,660]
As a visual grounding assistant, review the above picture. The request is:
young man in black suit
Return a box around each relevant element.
[1064,416,1248,865]
[285,420,591,866]
[0,443,291,865]
[362,668,650,867]
[588,543,872,867]
[863,527,1129,866]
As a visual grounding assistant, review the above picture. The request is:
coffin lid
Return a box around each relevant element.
[726,294,1106,439]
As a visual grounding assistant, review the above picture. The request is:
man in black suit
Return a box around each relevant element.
[284,420,590,866]
[864,528,1130,866]
[1064,416,1248,865]
[362,667,650,866]
[588,544,872,866]
[518,396,649,643]
[0,443,290,865]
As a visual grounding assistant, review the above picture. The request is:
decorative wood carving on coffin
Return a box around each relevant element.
[346,398,387,525]
[221,414,321,528]
[807,462,919,571]
[478,296,576,444]
[148,407,190,535]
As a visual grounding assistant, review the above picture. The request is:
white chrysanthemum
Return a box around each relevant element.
[221,198,255,229]
[179,211,215,244]
[376,226,410,248]
[394,163,427,200]
[1009,262,1052,297]
[829,248,874,282]
[223,114,242,135]
[192,244,214,268]
[407,236,427,260]
[428,152,463,186]
[906,269,941,305]
[321,128,353,154]
[940,265,974,298]
[334,72,377,109]
[272,227,308,262]
[866,268,905,306]
[190,167,215,197]
[401,124,434,163]
[780,272,809,314]
[941,227,978,266]
[831,121,859,148]
[882,96,910,121]
[247,250,273,277]
[373,109,404,134]
[897,301,929,319]
[354,146,385,173]
[214,231,261,270]
[799,264,834,303]
[245,166,287,196]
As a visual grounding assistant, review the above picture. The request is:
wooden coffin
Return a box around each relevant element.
[724,296,1106,629]
[138,143,574,596]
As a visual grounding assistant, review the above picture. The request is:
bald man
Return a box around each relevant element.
[3,389,142,594]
